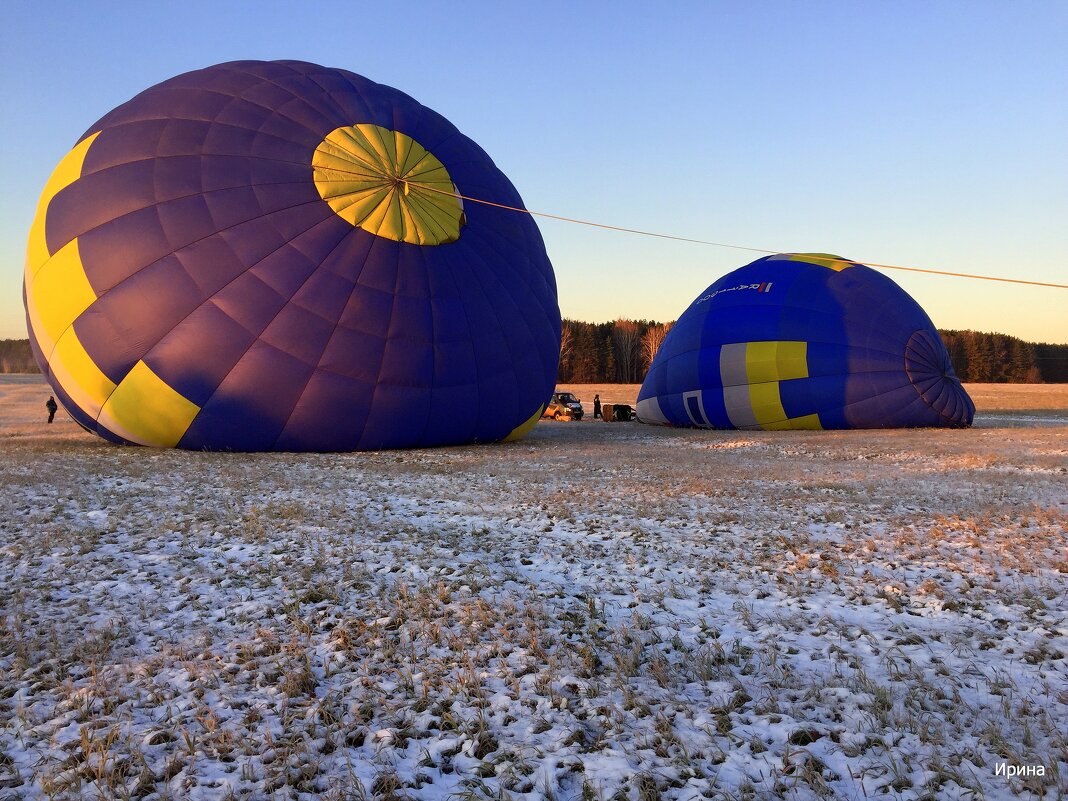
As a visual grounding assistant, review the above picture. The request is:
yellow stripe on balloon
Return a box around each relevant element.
[24,239,97,359]
[762,413,822,430]
[781,253,856,272]
[25,235,117,429]
[25,133,102,365]
[97,360,201,448]
[49,327,117,420]
[744,340,808,384]
[23,131,201,446]
[503,404,545,442]
[747,380,789,426]
[24,132,100,285]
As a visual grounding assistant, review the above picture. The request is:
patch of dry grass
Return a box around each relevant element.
[1,375,1065,799]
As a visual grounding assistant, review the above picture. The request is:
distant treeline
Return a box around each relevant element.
[0,339,39,373]
[559,321,1068,384]
[3,329,1066,382]
[940,329,1068,383]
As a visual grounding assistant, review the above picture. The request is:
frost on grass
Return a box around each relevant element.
[1,406,1066,800]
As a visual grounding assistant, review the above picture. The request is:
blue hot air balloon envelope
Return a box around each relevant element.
[637,254,974,430]
[24,60,560,451]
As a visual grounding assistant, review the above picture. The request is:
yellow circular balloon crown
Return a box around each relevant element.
[312,124,464,246]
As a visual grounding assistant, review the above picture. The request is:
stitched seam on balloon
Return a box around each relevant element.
[837,387,938,425]
[466,232,546,361]
[79,63,387,193]
[446,229,536,442]
[79,104,303,151]
[89,212,353,437]
[437,247,486,445]
[396,240,436,449]
[73,135,333,181]
[82,193,328,321]
[462,227,542,369]
[105,70,347,152]
[419,248,479,447]
[296,66,373,130]
[923,378,957,424]
[423,246,445,446]
[35,195,315,400]
[470,199,557,329]
[460,193,558,360]
[246,183,372,329]
[410,244,437,448]
[355,239,415,450]
[305,69,375,129]
[191,221,367,449]
[505,213,562,397]
[904,333,964,426]
[440,192,556,410]
[234,61,380,134]
[49,182,329,279]
[273,234,393,452]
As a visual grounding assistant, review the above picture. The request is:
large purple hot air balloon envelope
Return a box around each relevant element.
[24,60,561,451]
[638,253,974,430]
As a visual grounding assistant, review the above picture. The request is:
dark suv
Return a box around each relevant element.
[542,391,584,420]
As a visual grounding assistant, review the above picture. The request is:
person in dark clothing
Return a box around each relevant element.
[593,394,602,420]
[45,395,58,424]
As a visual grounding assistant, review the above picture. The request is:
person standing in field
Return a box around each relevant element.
[45,395,57,424]
[593,394,602,420]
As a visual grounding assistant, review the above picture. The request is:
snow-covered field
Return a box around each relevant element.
[1,376,1065,801]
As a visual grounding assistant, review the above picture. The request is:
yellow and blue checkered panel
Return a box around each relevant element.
[24,134,204,447]
[719,341,822,430]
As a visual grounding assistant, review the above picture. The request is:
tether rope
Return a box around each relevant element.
[400,179,1068,290]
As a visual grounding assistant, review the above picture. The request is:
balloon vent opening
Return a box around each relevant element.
[313,124,464,246]
[905,329,974,427]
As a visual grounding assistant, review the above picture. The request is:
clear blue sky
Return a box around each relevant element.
[2,2,1066,343]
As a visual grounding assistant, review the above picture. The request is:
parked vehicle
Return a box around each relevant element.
[542,391,584,420]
